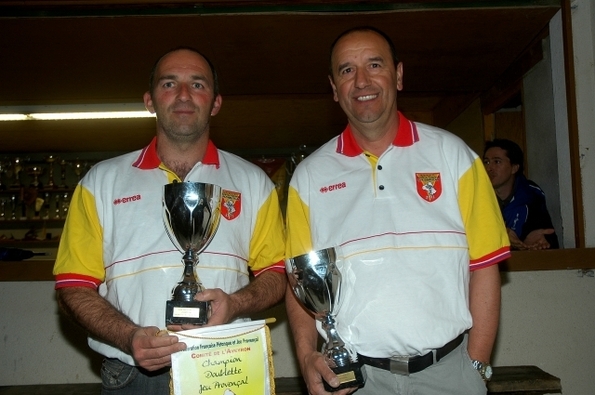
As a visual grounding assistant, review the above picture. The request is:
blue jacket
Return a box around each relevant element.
[499,175,559,249]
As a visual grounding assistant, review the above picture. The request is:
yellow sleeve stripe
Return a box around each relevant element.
[248,188,286,271]
[285,185,312,259]
[53,185,105,282]
[458,157,510,265]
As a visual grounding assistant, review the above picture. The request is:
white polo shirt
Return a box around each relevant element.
[286,112,509,358]
[54,138,285,365]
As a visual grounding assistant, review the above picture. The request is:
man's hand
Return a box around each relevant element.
[195,288,236,326]
[131,326,186,371]
[56,287,186,371]
[300,351,357,395]
[165,288,235,332]
[523,228,554,250]
[507,228,527,250]
[168,271,285,331]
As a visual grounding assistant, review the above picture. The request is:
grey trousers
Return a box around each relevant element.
[355,336,487,395]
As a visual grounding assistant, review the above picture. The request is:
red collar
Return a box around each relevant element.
[132,137,220,169]
[336,111,419,157]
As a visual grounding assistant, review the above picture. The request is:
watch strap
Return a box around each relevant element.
[471,360,492,381]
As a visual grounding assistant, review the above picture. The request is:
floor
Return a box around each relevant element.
[0,366,563,394]
[0,378,307,395]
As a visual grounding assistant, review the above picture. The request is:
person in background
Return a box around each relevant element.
[53,47,286,395]
[483,138,559,250]
[284,26,510,395]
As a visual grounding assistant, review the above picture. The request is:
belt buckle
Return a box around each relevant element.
[389,356,410,376]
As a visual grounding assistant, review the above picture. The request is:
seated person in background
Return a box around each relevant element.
[483,138,559,250]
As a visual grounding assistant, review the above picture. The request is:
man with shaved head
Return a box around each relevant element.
[54,47,287,395]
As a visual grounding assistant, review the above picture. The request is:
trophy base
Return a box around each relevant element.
[323,360,367,392]
[165,300,209,325]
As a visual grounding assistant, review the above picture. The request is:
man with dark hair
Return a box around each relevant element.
[53,47,287,395]
[285,26,510,395]
[483,138,559,250]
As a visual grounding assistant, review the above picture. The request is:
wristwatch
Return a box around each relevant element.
[471,360,493,381]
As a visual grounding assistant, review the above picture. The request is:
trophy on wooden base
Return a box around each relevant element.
[163,182,222,326]
[286,247,366,392]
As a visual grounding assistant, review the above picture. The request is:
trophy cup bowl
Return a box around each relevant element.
[286,247,366,392]
[163,182,222,326]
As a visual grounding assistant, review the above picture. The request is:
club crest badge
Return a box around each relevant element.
[221,190,241,220]
[415,172,442,202]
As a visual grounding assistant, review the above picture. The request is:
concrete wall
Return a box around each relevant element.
[2,273,595,394]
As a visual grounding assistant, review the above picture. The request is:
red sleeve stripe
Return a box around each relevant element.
[252,260,286,276]
[55,273,102,290]
[470,247,511,271]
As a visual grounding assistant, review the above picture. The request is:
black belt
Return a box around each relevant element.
[357,333,465,376]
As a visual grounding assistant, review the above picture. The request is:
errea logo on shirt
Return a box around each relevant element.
[113,194,142,205]
[320,182,347,193]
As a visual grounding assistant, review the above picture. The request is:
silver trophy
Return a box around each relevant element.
[286,247,366,391]
[163,181,222,326]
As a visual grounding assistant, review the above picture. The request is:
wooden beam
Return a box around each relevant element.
[481,27,546,115]
[560,0,585,248]
[500,248,595,272]
[0,0,563,18]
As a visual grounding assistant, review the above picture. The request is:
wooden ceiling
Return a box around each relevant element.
[0,0,561,155]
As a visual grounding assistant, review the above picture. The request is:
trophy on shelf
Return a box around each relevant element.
[72,159,84,183]
[42,192,51,220]
[286,144,308,178]
[45,155,56,189]
[27,165,44,189]
[53,193,61,219]
[286,247,366,392]
[10,194,17,220]
[61,192,70,218]
[10,157,23,189]
[163,181,222,326]
[58,159,68,189]
[0,160,7,190]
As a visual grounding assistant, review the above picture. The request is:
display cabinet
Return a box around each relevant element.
[0,154,100,248]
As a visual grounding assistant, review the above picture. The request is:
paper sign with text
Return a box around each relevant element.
[171,320,274,395]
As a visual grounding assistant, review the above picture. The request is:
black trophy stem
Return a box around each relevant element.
[172,249,204,303]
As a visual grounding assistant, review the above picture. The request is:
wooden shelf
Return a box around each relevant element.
[0,259,55,282]
[0,240,60,248]
[500,248,595,271]
[0,219,65,230]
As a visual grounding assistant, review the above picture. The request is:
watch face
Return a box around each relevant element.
[484,365,493,379]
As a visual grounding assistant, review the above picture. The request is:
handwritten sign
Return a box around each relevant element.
[171,320,274,395]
